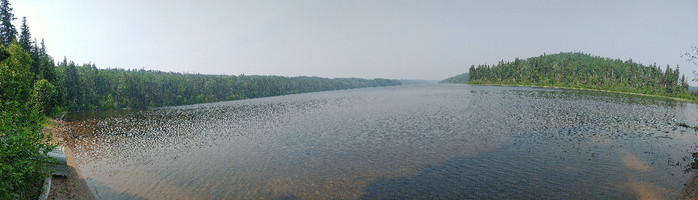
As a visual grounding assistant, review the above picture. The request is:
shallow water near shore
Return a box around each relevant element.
[65,84,698,199]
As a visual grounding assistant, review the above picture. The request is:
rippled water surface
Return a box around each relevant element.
[65,85,698,199]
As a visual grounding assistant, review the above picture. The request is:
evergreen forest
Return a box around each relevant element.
[54,63,400,112]
[439,73,469,84]
[466,52,697,101]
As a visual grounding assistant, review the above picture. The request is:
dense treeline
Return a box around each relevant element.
[467,52,696,100]
[0,17,401,115]
[0,3,401,116]
[55,62,400,111]
[439,73,469,84]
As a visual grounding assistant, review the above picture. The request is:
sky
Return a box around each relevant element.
[11,0,698,83]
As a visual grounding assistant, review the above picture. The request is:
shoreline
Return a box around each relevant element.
[45,119,95,200]
[466,83,698,104]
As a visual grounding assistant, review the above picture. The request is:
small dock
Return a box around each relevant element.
[38,147,69,200]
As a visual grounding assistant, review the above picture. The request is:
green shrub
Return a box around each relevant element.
[0,101,56,199]
[31,79,59,116]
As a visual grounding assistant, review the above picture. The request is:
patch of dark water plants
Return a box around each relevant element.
[677,122,698,131]
[682,151,698,173]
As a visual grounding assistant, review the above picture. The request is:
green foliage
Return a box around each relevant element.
[439,73,469,84]
[467,52,695,101]
[0,10,58,197]
[0,101,56,199]
[36,53,56,84]
[31,79,59,116]
[116,72,145,109]
[55,64,402,111]
[0,1,401,113]
[18,16,29,51]
[0,42,33,103]
[61,61,81,111]
[0,2,59,199]
[0,44,8,61]
[0,0,15,46]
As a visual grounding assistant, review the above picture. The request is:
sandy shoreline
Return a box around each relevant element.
[46,120,94,200]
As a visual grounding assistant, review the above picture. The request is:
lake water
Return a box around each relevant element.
[64,84,698,199]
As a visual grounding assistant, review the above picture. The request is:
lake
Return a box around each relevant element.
[64,84,698,199]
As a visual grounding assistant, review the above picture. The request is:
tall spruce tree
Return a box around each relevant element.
[0,0,16,46]
[39,38,46,55]
[63,62,81,111]
[29,37,39,80]
[18,16,30,50]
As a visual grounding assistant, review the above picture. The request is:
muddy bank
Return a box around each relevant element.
[46,120,94,200]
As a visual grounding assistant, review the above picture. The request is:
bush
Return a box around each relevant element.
[0,101,56,199]
[31,79,59,116]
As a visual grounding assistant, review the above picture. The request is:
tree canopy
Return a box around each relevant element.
[55,64,401,111]
[466,52,696,101]
[18,16,29,51]
[0,0,16,46]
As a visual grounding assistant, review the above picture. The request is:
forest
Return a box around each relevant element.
[439,73,469,84]
[0,0,399,198]
[466,52,697,101]
[1,18,401,116]
[55,62,400,112]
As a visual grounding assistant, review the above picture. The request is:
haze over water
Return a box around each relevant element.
[65,84,698,199]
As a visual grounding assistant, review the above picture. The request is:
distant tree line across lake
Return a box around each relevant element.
[462,52,697,101]
[57,63,400,112]
[439,73,469,84]
[1,14,401,115]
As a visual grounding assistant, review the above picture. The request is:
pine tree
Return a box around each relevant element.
[39,38,46,55]
[18,16,30,50]
[30,37,37,54]
[0,0,16,46]
[34,39,56,84]
[63,62,82,111]
[29,37,39,81]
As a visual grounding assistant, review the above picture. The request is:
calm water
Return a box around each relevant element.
[65,85,698,199]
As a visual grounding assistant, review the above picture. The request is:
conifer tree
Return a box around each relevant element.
[0,0,16,46]
[29,37,40,80]
[18,16,30,50]
[40,38,46,55]
[63,62,81,111]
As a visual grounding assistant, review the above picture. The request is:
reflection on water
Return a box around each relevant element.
[64,85,698,199]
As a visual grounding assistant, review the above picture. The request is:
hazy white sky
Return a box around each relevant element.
[11,0,698,83]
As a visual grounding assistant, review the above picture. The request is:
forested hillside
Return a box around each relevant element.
[467,52,696,101]
[439,73,469,84]
[2,15,401,115]
[55,62,400,112]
